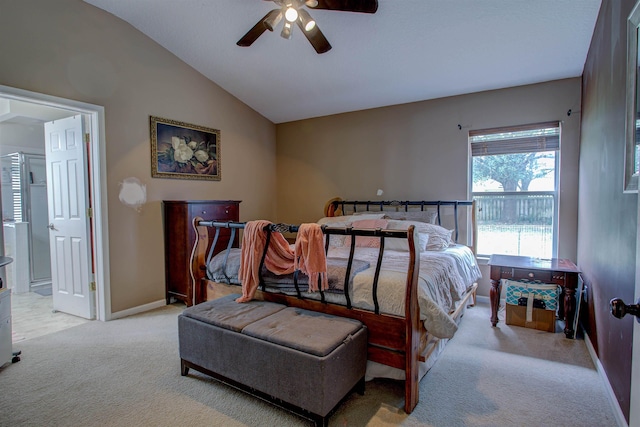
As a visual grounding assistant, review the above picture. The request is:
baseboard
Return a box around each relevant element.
[109,299,167,320]
[476,295,490,304]
[583,331,628,427]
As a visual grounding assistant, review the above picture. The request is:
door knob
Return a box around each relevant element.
[610,298,640,323]
[47,223,55,230]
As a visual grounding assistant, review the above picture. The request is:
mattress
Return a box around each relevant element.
[206,244,481,339]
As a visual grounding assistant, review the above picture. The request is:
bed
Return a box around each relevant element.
[189,199,481,414]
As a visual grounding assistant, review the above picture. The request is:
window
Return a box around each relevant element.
[470,122,559,258]
[1,153,23,222]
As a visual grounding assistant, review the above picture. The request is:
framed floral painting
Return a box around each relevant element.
[150,116,221,181]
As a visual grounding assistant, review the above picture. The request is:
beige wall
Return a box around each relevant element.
[0,0,277,313]
[276,78,581,297]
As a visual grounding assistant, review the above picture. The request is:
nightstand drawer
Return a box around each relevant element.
[512,268,552,283]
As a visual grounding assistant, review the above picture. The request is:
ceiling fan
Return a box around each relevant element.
[237,0,378,54]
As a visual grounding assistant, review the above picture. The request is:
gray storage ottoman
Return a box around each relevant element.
[178,294,368,427]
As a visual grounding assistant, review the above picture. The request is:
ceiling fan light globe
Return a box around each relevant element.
[298,8,316,32]
[263,11,282,31]
[281,21,293,39]
[284,7,298,22]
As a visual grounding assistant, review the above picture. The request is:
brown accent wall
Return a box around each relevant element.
[0,0,277,313]
[580,0,637,420]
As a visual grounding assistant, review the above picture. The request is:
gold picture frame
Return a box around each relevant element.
[150,116,221,181]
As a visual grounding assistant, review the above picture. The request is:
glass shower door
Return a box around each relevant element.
[25,155,51,285]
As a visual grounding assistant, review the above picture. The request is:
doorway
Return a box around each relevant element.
[0,85,110,335]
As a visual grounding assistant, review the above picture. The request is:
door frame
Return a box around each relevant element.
[0,84,111,321]
[632,196,640,427]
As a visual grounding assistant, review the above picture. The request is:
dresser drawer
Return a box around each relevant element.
[190,203,238,221]
[512,268,552,283]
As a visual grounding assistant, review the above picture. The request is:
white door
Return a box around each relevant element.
[44,115,94,319]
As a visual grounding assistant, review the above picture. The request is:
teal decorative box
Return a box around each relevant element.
[505,280,559,312]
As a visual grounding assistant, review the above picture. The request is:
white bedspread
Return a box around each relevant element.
[326,245,481,339]
[207,244,481,339]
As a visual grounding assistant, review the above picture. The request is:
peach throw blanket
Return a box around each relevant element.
[236,221,327,303]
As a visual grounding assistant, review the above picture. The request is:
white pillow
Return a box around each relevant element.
[317,213,387,248]
[383,210,438,224]
[387,220,453,251]
[352,210,386,216]
[345,219,389,248]
[385,229,430,252]
[317,213,386,225]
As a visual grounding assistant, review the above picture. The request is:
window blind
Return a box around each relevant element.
[8,154,22,222]
[470,121,560,156]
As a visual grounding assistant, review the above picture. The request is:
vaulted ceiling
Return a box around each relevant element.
[83,0,602,124]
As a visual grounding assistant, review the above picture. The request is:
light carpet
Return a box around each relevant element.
[0,301,618,426]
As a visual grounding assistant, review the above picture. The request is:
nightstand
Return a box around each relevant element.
[488,254,581,338]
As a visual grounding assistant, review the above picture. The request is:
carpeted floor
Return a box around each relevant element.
[0,301,618,426]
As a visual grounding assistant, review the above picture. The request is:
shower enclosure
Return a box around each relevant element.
[1,152,51,290]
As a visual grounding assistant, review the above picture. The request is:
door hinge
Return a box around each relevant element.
[89,281,96,292]
[87,207,93,218]
[84,133,90,144]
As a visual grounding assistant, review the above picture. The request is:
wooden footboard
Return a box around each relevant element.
[190,217,423,414]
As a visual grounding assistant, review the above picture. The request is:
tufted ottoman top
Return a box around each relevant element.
[182,294,285,332]
[241,307,365,357]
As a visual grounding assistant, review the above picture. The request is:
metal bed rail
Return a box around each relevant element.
[196,220,415,314]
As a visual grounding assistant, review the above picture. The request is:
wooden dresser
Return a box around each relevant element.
[162,200,240,306]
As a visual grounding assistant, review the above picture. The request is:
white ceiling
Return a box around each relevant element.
[0,99,75,125]
[83,0,602,124]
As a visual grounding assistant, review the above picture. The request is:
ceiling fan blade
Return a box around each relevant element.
[296,20,332,54]
[307,0,378,13]
[237,9,280,47]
